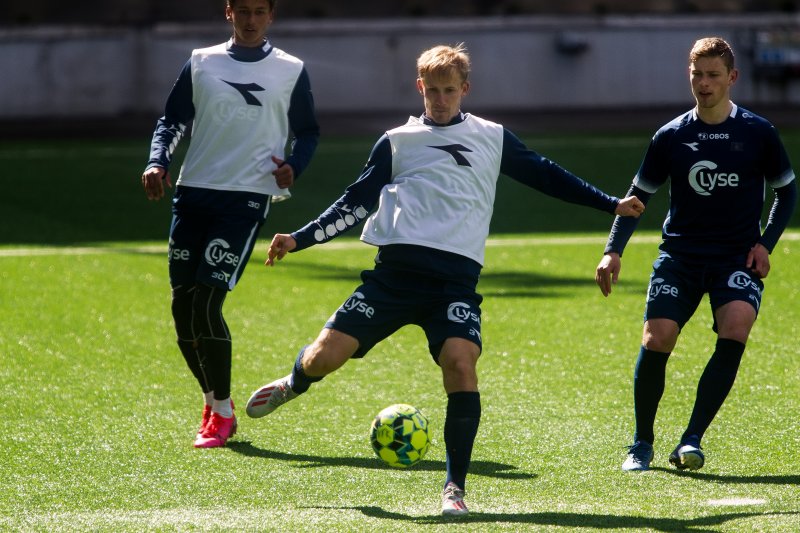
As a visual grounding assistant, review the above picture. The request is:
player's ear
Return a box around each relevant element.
[416,78,424,95]
[729,68,739,85]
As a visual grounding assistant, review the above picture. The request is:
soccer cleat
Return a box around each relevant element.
[441,482,469,516]
[246,375,298,418]
[669,442,705,471]
[194,412,237,448]
[622,440,654,471]
[196,404,212,437]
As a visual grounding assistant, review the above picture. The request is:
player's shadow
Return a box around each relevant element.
[226,440,535,480]
[650,466,800,485]
[266,260,634,299]
[319,505,800,531]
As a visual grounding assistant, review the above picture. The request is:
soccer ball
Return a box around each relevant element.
[369,403,431,468]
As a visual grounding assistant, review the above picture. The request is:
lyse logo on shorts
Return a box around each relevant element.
[728,270,763,303]
[204,238,241,267]
[341,292,375,318]
[447,302,480,324]
[647,277,679,302]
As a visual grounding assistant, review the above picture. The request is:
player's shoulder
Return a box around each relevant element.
[732,105,777,131]
[655,109,694,136]
[270,46,305,66]
[191,42,228,57]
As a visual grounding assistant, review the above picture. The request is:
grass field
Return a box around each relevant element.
[1,232,799,531]
[1,135,799,531]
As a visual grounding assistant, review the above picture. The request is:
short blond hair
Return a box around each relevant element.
[690,37,735,71]
[417,43,471,83]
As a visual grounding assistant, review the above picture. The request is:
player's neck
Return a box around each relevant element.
[695,100,733,125]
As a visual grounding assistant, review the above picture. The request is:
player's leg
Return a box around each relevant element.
[168,200,215,438]
[246,329,360,418]
[191,283,239,448]
[193,204,268,448]
[672,294,758,470]
[624,255,700,471]
[438,337,480,516]
[423,292,482,516]
[247,273,404,418]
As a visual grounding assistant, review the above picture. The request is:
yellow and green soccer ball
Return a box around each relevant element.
[369,403,430,468]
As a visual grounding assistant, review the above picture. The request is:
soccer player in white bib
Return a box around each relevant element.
[596,37,796,472]
[246,43,644,514]
[140,0,319,448]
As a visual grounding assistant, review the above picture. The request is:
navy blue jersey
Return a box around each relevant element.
[607,105,796,259]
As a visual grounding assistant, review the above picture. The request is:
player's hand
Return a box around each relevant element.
[266,233,296,266]
[746,243,770,278]
[142,166,172,201]
[595,252,622,297]
[615,196,645,218]
[271,156,295,189]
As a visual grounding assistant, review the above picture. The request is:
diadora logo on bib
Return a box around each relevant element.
[429,144,474,167]
[648,277,678,301]
[210,80,265,124]
[204,238,241,267]
[222,80,265,106]
[447,302,480,324]
[341,292,375,318]
[688,160,739,196]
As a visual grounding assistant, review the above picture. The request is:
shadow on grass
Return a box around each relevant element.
[318,505,799,531]
[651,466,800,485]
[278,261,638,298]
[227,440,534,480]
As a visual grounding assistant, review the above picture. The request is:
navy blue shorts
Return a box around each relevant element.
[168,186,270,291]
[325,266,483,361]
[644,252,764,330]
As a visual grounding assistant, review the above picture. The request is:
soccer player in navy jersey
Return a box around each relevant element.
[140,0,319,448]
[596,37,797,472]
[244,43,644,514]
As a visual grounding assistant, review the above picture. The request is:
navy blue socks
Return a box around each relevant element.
[632,346,671,444]
[444,391,481,490]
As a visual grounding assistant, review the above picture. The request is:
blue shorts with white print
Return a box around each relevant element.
[325,264,483,362]
[168,186,270,291]
[644,251,764,331]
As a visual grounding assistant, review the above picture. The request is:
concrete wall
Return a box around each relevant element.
[2,14,800,121]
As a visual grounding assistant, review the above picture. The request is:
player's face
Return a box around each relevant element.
[417,70,470,125]
[226,0,274,47]
[690,56,737,110]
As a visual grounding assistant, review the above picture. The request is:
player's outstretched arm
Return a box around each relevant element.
[266,234,297,266]
[595,252,621,297]
[614,196,645,218]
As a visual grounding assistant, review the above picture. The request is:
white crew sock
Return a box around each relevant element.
[212,397,234,418]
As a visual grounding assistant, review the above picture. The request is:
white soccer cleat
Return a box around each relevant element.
[441,481,469,516]
[669,443,705,471]
[622,441,654,471]
[246,374,298,418]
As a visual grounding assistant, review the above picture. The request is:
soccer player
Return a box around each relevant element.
[596,37,797,472]
[245,43,644,514]
[140,0,319,448]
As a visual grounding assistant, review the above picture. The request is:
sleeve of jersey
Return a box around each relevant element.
[146,60,195,172]
[760,180,797,253]
[285,67,321,179]
[604,184,654,256]
[290,135,393,252]
[499,129,619,214]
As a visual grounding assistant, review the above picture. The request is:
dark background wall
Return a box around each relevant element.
[1,0,797,26]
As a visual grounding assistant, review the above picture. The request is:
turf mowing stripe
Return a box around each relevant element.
[1,231,798,257]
